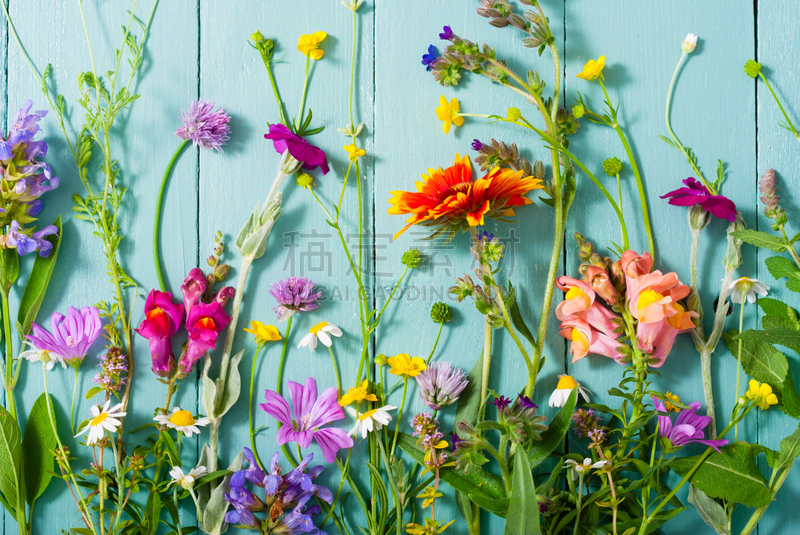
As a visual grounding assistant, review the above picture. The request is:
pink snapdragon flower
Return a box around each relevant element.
[559,318,625,363]
[135,290,185,377]
[180,301,232,374]
[181,268,208,315]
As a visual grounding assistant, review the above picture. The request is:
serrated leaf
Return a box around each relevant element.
[23,394,56,506]
[776,423,800,470]
[504,451,540,535]
[730,229,789,253]
[766,256,800,293]
[688,484,729,535]
[528,389,576,469]
[758,298,795,319]
[671,443,771,508]
[737,327,800,355]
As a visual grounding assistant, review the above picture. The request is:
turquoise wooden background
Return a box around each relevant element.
[2,0,798,533]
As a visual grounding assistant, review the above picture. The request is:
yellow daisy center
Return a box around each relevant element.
[663,392,681,412]
[734,277,755,293]
[310,321,328,334]
[556,375,578,390]
[169,410,195,427]
[358,409,379,421]
[90,412,108,427]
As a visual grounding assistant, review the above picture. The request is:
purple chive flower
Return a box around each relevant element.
[415,362,468,410]
[471,139,484,151]
[421,45,438,71]
[175,100,231,152]
[492,395,511,411]
[518,395,538,409]
[660,177,737,222]
[439,26,454,40]
[270,277,322,322]
[264,123,330,175]
[653,396,728,452]
[26,306,103,367]
[260,377,354,463]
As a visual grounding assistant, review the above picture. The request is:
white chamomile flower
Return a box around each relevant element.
[169,465,207,490]
[154,407,210,437]
[729,277,769,305]
[20,343,64,370]
[346,405,397,439]
[548,375,592,408]
[682,33,698,54]
[76,400,126,445]
[298,321,342,351]
[564,458,607,481]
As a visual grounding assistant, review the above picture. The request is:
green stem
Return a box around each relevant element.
[735,301,745,441]
[295,54,311,132]
[779,226,800,269]
[758,73,800,142]
[371,266,409,331]
[495,289,535,394]
[276,317,297,468]
[261,52,289,127]
[573,473,585,535]
[389,379,408,458]
[377,438,403,535]
[426,322,444,363]
[326,345,342,396]
[249,343,265,471]
[71,367,79,436]
[153,139,189,293]
[1,291,16,421]
[739,460,794,535]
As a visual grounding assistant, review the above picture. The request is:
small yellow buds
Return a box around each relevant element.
[746,379,778,410]
[576,55,605,81]
[682,33,698,54]
[296,173,315,189]
[298,31,327,60]
[343,143,366,162]
[506,107,522,122]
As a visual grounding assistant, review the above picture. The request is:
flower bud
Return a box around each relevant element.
[430,302,452,323]
[214,286,235,308]
[743,59,762,78]
[602,157,623,177]
[375,354,387,366]
[688,204,711,231]
[583,265,618,305]
[250,30,264,43]
[214,262,230,281]
[401,248,423,268]
[572,104,585,119]
[722,213,746,271]
[181,268,208,315]
[279,151,303,175]
[507,107,522,122]
[296,172,315,189]
[235,198,283,260]
[682,33,698,53]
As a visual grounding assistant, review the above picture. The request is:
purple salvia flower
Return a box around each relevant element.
[653,396,728,452]
[415,362,468,410]
[270,277,322,322]
[26,306,103,367]
[175,100,231,152]
[241,447,266,487]
[260,377,354,463]
[660,177,737,222]
[492,395,512,411]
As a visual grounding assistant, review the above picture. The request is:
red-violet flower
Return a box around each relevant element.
[180,301,231,374]
[264,124,330,175]
[175,100,231,152]
[660,177,737,222]
[421,45,438,71]
[653,396,727,452]
[135,290,185,377]
[181,268,208,316]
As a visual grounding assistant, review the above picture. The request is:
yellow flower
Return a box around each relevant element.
[435,95,464,134]
[746,379,778,410]
[387,353,427,378]
[576,55,605,81]
[243,321,282,344]
[297,31,327,60]
[663,392,681,412]
[506,107,522,122]
[343,144,366,162]
[339,380,379,407]
[417,486,443,509]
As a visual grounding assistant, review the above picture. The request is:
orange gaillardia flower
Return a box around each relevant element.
[388,154,543,240]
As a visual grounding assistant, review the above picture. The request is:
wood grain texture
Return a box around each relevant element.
[0,0,797,534]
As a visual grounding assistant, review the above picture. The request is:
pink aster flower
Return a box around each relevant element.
[175,100,231,152]
[135,290,185,377]
[660,177,737,222]
[260,377,353,463]
[179,301,231,374]
[264,124,330,175]
[26,306,102,367]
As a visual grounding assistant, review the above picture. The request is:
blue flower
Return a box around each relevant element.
[421,45,438,71]
[439,25,454,40]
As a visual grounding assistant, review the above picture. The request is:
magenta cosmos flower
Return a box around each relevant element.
[135,290,185,377]
[660,178,737,222]
[175,100,231,152]
[180,301,232,374]
[264,124,330,175]
[270,277,322,322]
[653,396,728,452]
[27,306,102,367]
[260,377,353,463]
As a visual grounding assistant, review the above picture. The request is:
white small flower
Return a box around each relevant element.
[341,0,365,12]
[682,33,698,53]
[346,405,397,439]
[20,344,64,370]
[298,321,343,351]
[75,400,126,445]
[729,277,769,305]
[564,458,607,481]
[548,375,592,408]
[169,465,207,490]
[154,407,210,438]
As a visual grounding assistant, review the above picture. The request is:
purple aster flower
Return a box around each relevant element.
[175,100,231,152]
[518,395,538,409]
[415,362,469,410]
[439,26,454,40]
[270,277,322,322]
[260,377,354,463]
[27,306,103,367]
[422,45,438,71]
[492,395,512,411]
[471,139,484,151]
[264,123,330,175]
[653,396,728,452]
[660,177,737,222]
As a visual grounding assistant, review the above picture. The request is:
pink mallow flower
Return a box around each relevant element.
[135,290,185,377]
[660,177,737,222]
[27,306,102,368]
[260,377,353,463]
[559,318,625,364]
[179,301,231,374]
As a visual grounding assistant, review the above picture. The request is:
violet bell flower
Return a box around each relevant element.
[26,306,102,368]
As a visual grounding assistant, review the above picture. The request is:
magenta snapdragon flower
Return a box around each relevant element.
[175,100,231,152]
[180,301,232,374]
[26,306,102,367]
[135,290,185,377]
[270,277,322,322]
[660,178,737,222]
[264,124,330,175]
[181,268,208,315]
[653,396,728,452]
[260,377,353,463]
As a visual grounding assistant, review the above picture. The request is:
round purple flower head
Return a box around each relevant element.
[176,100,231,152]
[270,277,322,322]
[415,362,468,410]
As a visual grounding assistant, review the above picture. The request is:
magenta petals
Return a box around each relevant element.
[660,177,737,222]
[264,124,330,175]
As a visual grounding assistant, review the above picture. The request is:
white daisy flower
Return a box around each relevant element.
[20,344,65,370]
[729,277,769,305]
[682,33,698,54]
[76,400,126,445]
[346,405,397,439]
[298,321,343,351]
[154,407,210,437]
[169,465,207,490]
[548,374,592,408]
[564,458,607,481]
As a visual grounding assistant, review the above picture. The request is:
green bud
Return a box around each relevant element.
[507,107,522,122]
[375,354,387,366]
[743,59,762,78]
[572,103,585,119]
[250,30,264,43]
[401,248,423,269]
[430,302,452,324]
[722,213,746,271]
[236,198,283,260]
[296,172,314,189]
[688,204,711,231]
[602,157,623,177]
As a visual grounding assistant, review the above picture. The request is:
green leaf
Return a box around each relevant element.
[0,404,21,514]
[687,484,730,535]
[776,423,800,470]
[201,452,244,534]
[528,389,577,469]
[508,281,536,348]
[16,216,62,339]
[455,351,484,426]
[730,229,789,253]
[737,327,800,355]
[23,394,56,505]
[214,350,245,419]
[766,255,800,282]
[504,450,540,535]
[671,443,772,508]
[758,298,795,319]
[84,386,102,400]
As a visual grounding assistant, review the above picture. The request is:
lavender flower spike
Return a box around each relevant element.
[653,396,728,452]
[176,100,231,152]
[270,277,322,322]
[26,306,102,367]
[415,362,468,410]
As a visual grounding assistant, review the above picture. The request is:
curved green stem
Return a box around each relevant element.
[371,266,409,331]
[1,290,16,421]
[275,317,298,468]
[426,322,444,363]
[389,379,408,458]
[154,139,189,293]
[249,343,265,471]
[735,301,746,441]
[326,345,342,396]
[758,73,800,143]
[71,366,79,436]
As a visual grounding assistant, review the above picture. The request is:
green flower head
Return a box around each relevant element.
[402,248,423,269]
[602,157,623,177]
[744,59,762,78]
